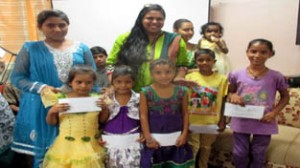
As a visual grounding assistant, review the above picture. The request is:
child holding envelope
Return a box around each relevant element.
[185,49,228,168]
[42,65,106,168]
[98,65,142,168]
[140,59,194,168]
[228,39,289,167]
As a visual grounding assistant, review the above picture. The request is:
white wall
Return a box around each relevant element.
[52,0,210,52]
[210,0,300,76]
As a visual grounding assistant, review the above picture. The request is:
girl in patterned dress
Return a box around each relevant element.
[140,59,194,168]
[99,65,142,168]
[42,65,105,168]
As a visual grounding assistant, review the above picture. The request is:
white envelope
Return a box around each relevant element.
[151,131,181,147]
[58,97,101,114]
[224,102,265,119]
[102,133,141,149]
[189,124,219,134]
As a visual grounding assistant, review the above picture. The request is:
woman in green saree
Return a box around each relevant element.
[107,4,189,92]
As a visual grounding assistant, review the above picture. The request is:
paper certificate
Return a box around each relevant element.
[224,102,265,119]
[102,133,140,149]
[58,97,101,114]
[189,124,219,134]
[151,131,181,146]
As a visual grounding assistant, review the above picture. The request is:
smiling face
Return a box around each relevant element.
[246,42,273,67]
[151,64,175,86]
[195,53,216,75]
[69,74,95,97]
[175,21,194,42]
[112,74,134,95]
[39,16,68,42]
[142,10,165,35]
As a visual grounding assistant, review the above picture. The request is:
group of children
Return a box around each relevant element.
[40,51,195,167]
[174,20,289,168]
[40,28,288,168]
[1,15,289,168]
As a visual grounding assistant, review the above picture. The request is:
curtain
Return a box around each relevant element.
[0,0,52,83]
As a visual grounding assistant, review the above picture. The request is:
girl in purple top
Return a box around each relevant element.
[99,65,141,168]
[228,39,289,168]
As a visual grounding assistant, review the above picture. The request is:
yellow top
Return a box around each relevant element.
[186,72,228,125]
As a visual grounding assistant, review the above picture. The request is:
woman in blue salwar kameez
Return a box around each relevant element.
[10,10,97,167]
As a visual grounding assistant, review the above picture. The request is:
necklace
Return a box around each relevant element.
[247,67,268,80]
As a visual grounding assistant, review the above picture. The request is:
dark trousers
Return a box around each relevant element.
[232,132,271,168]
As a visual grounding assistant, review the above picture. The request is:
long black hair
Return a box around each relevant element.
[116,4,166,77]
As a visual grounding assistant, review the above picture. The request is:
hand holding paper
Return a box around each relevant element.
[151,131,181,147]
[41,86,61,108]
[59,97,101,114]
[145,138,160,149]
[228,93,245,106]
[175,133,187,147]
[224,102,265,119]
[101,134,141,149]
[261,111,276,122]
